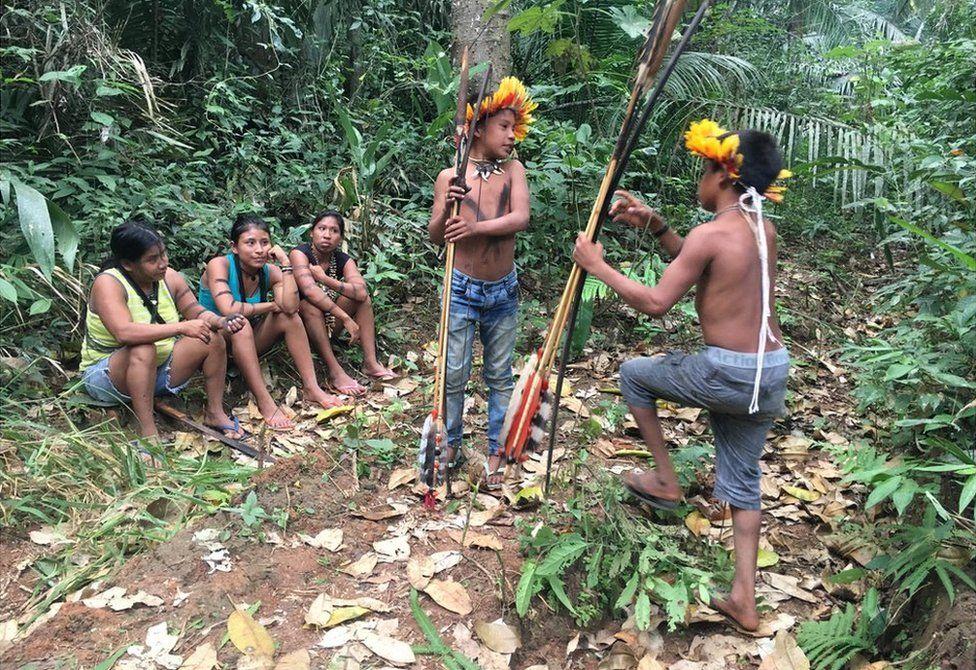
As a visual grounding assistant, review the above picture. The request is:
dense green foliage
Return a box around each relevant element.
[2,0,974,664]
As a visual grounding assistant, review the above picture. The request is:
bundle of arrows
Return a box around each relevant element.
[419,49,493,509]
[497,0,714,494]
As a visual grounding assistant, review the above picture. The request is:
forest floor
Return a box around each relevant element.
[1,251,970,670]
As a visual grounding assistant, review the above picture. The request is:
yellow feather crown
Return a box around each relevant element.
[684,118,792,202]
[466,76,538,142]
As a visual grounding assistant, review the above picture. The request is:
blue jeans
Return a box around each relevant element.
[445,268,519,456]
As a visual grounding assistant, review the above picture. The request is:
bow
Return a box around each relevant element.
[497,0,714,487]
[420,48,493,509]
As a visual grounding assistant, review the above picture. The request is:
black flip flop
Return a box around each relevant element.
[624,481,680,511]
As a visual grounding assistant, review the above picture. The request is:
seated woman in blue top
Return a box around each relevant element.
[289,210,396,396]
[199,214,342,429]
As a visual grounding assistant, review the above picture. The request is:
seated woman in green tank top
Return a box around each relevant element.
[199,215,342,430]
[80,219,247,442]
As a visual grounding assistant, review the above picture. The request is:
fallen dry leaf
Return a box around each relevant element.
[339,553,378,578]
[273,649,311,670]
[387,468,417,491]
[228,609,275,657]
[782,485,822,503]
[407,555,436,590]
[355,503,409,521]
[237,654,274,670]
[430,550,463,573]
[300,528,344,552]
[474,620,520,654]
[373,535,411,562]
[316,405,355,422]
[448,529,503,551]
[179,642,218,670]
[360,633,416,665]
[423,579,472,615]
[684,511,711,537]
[758,630,809,670]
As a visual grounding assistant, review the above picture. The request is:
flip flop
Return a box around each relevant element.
[624,480,680,511]
[481,461,505,492]
[205,416,251,441]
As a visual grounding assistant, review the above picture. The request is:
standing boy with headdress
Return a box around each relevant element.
[428,77,537,490]
[573,120,792,631]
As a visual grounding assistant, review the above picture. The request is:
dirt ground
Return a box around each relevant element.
[1,259,970,669]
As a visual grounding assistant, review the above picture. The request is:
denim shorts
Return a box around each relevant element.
[619,346,790,510]
[81,353,188,404]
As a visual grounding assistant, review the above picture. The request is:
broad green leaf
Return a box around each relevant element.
[0,278,18,303]
[29,298,52,315]
[865,475,903,510]
[13,180,55,279]
[928,180,967,205]
[48,200,79,271]
[634,591,652,630]
[614,572,639,609]
[891,480,917,516]
[884,363,915,381]
[959,475,976,514]
[515,560,537,616]
[888,215,976,271]
[546,574,577,615]
[39,64,87,85]
[90,111,114,126]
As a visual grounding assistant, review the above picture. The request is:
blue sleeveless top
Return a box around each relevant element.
[199,253,270,315]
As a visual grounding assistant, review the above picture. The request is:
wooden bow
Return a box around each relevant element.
[420,49,493,508]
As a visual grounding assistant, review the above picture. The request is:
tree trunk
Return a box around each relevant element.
[451,0,511,84]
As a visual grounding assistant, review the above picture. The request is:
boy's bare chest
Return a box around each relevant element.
[459,174,512,222]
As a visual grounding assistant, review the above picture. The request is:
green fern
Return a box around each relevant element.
[797,588,885,670]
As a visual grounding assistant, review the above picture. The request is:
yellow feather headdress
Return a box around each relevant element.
[466,76,538,142]
[684,118,792,202]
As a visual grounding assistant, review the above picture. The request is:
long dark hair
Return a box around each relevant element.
[230,213,270,243]
[100,218,165,271]
[311,210,345,238]
[98,218,168,323]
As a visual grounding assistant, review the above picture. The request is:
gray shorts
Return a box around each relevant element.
[619,346,790,510]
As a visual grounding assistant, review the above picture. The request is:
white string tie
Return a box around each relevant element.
[739,187,781,414]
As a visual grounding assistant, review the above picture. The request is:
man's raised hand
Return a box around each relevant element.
[611,190,664,231]
[573,233,605,273]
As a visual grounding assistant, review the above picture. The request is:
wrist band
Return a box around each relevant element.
[281,265,293,273]
[653,224,670,239]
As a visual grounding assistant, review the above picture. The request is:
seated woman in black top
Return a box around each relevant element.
[289,210,397,395]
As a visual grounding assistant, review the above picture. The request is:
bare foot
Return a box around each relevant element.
[482,453,505,491]
[331,371,366,396]
[304,386,344,409]
[624,469,682,502]
[711,595,760,632]
[256,398,294,430]
[362,363,397,381]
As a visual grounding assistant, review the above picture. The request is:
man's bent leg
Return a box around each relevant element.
[619,357,685,500]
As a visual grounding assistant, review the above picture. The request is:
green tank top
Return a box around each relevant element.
[80,268,181,371]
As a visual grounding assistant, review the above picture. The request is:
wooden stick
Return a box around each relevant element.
[154,401,272,462]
